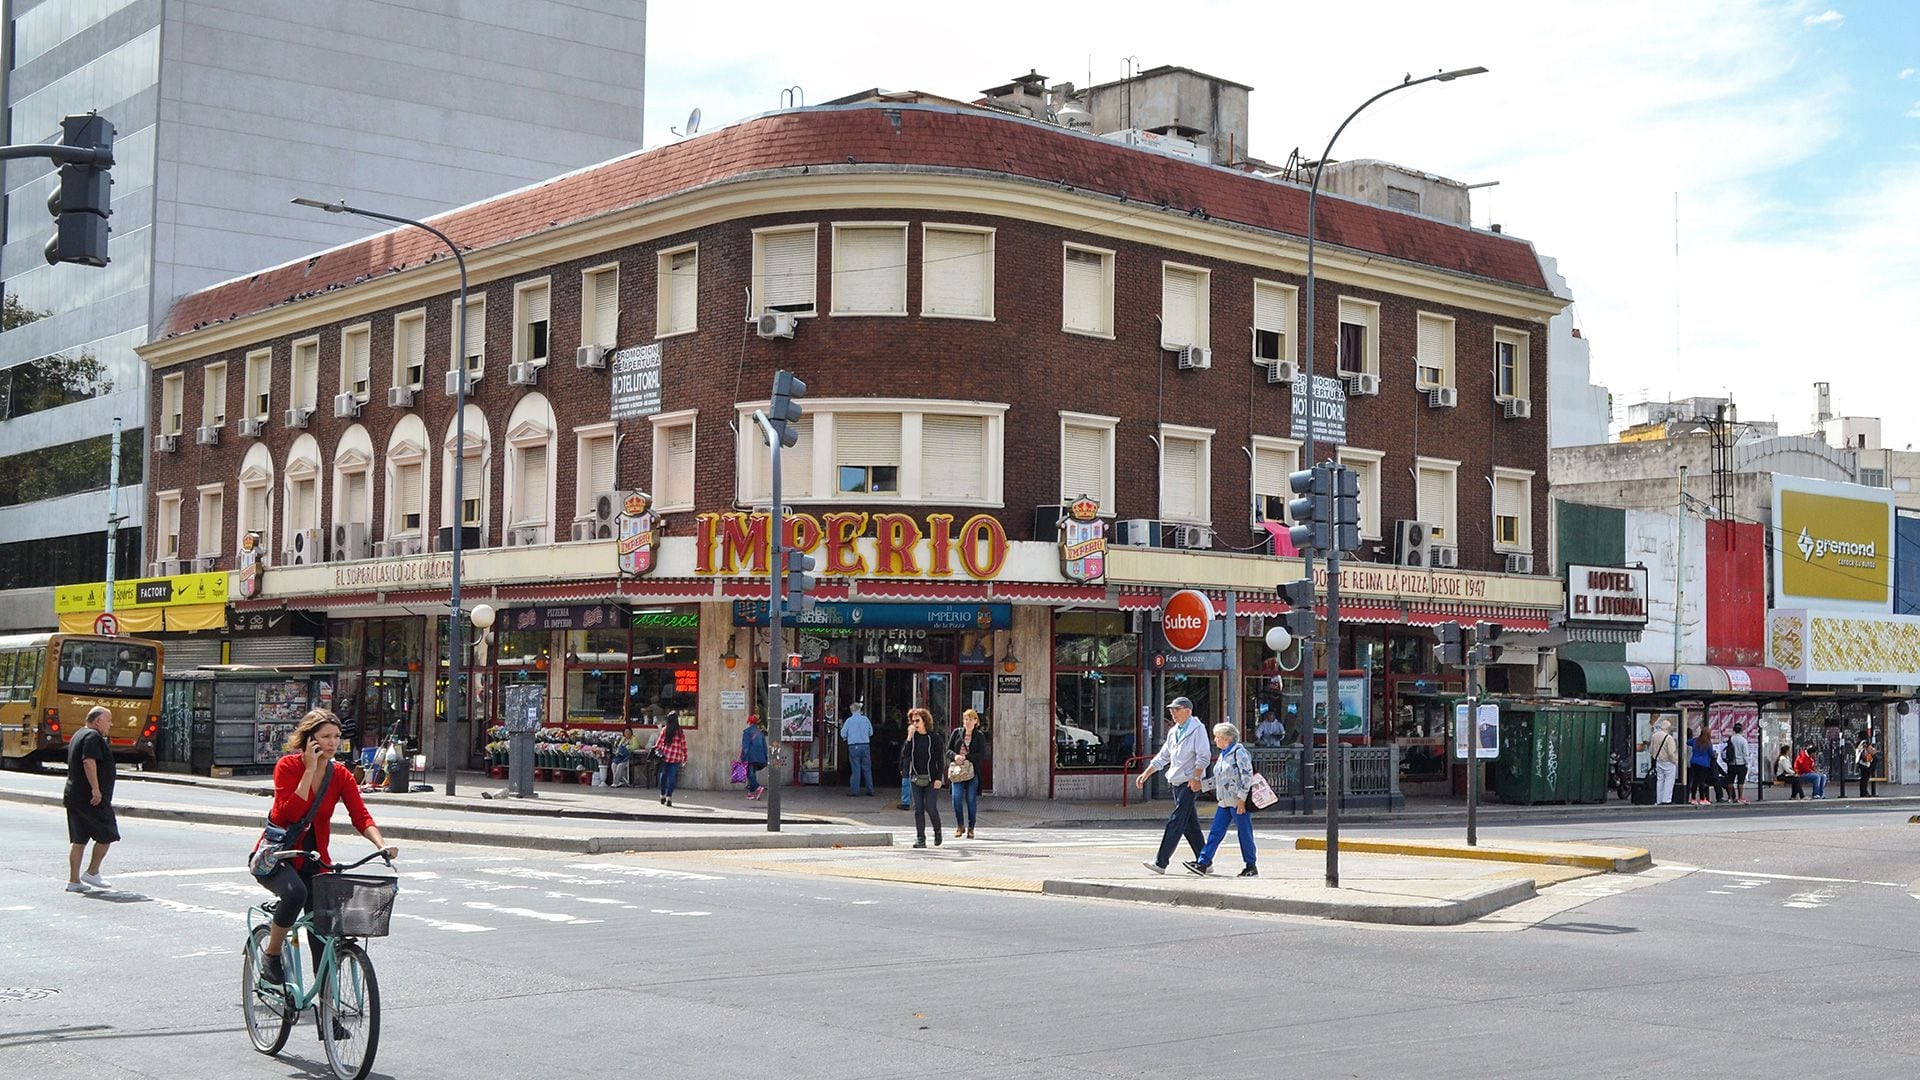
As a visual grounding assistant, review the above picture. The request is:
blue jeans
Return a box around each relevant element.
[847,744,874,793]
[1154,783,1207,868]
[745,762,762,794]
[1808,771,1827,797]
[659,762,681,797]
[951,776,979,829]
[1197,804,1256,869]
[900,777,912,808]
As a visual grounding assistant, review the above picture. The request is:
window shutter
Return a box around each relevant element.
[1253,283,1287,335]
[295,479,317,533]
[397,464,422,527]
[1064,249,1104,332]
[344,471,367,525]
[1253,444,1294,496]
[835,414,901,466]
[246,485,268,533]
[1162,438,1200,519]
[1061,425,1106,504]
[515,445,549,524]
[462,301,485,366]
[522,285,550,325]
[586,435,616,501]
[835,227,904,313]
[780,418,813,499]
[200,492,222,552]
[297,343,318,408]
[922,415,985,499]
[924,229,990,317]
[1418,468,1450,538]
[1417,315,1448,384]
[347,330,370,394]
[1162,269,1197,347]
[760,229,815,311]
[400,317,424,379]
[592,269,620,346]
[663,425,695,507]
[461,458,482,503]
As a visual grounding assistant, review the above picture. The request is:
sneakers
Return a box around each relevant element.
[1182,860,1213,876]
[260,951,287,986]
[933,833,943,847]
[1143,860,1167,875]
[1237,866,1259,878]
[65,881,91,893]
[912,839,927,849]
[79,872,110,889]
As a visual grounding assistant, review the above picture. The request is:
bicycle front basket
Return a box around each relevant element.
[311,873,398,938]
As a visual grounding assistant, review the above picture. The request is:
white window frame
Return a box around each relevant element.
[1415,456,1461,547]
[1061,243,1115,339]
[237,475,272,559]
[505,427,554,531]
[161,372,184,436]
[656,246,699,338]
[333,454,373,535]
[651,409,698,512]
[290,336,320,413]
[340,322,371,401]
[1337,297,1380,377]
[196,483,224,558]
[1250,435,1302,526]
[1415,312,1455,391]
[156,490,182,560]
[581,262,621,348]
[1157,422,1215,525]
[282,455,321,548]
[830,222,908,317]
[393,309,426,390]
[573,422,617,520]
[1058,411,1118,512]
[751,224,818,317]
[736,399,1006,507]
[1160,262,1211,351]
[1494,327,1531,401]
[513,278,552,366]
[389,451,426,537]
[203,362,227,428]
[452,295,487,377]
[244,348,272,421]
[1493,467,1534,553]
[921,224,994,321]
[1336,447,1385,541]
[1252,280,1297,366]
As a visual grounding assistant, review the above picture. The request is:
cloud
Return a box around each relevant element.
[1803,9,1845,27]
[1909,101,1920,118]
[1900,68,1917,80]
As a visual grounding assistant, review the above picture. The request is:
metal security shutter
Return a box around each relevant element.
[834,226,905,314]
[515,444,549,525]
[836,414,901,467]
[346,329,370,396]
[1063,248,1105,333]
[162,637,223,674]
[922,415,985,500]
[759,228,816,312]
[662,425,695,508]
[923,228,991,318]
[1161,268,1197,348]
[1162,438,1200,519]
[229,637,319,666]
[1060,424,1106,504]
[591,268,620,346]
[1417,315,1448,384]
[1418,467,1451,541]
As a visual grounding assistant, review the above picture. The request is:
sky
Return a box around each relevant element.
[644,0,1920,449]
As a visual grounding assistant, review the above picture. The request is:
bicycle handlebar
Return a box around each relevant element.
[286,849,396,873]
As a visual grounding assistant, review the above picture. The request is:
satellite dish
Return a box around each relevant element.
[672,108,702,138]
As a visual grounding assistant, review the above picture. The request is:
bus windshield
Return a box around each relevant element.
[56,640,160,698]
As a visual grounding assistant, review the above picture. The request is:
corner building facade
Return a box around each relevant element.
[139,104,1569,798]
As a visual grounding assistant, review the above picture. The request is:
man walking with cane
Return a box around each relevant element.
[1134,696,1209,874]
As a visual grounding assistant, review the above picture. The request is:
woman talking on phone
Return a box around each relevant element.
[255,710,397,986]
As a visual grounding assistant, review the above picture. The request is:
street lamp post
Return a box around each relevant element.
[293,196,470,797]
[1296,67,1485,886]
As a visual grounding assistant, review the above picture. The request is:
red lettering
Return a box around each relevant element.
[783,513,823,557]
[719,512,770,575]
[926,514,956,576]
[957,514,1008,578]
[823,512,869,575]
[695,514,716,574]
[871,513,923,576]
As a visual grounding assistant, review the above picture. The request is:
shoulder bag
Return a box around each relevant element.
[947,731,976,783]
[248,762,333,879]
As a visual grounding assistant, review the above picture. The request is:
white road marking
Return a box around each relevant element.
[478,867,620,886]
[567,862,721,881]
[1696,868,1905,888]
[462,901,601,925]
[648,909,711,917]
[111,867,243,879]
[1,905,32,912]
[1783,888,1837,910]
[389,912,493,934]
[148,897,245,921]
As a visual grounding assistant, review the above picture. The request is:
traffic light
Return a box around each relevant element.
[1287,466,1331,553]
[768,370,807,447]
[1434,621,1465,666]
[1472,621,1505,665]
[1275,578,1317,641]
[784,548,819,615]
[45,113,115,267]
[1332,465,1361,553]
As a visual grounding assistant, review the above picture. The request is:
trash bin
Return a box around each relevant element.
[1494,701,1612,805]
[386,743,411,794]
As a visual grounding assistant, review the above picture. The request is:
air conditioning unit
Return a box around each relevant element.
[1113,519,1160,547]
[755,311,797,340]
[1503,397,1532,420]
[1266,360,1298,384]
[1166,524,1212,550]
[1346,372,1379,396]
[570,519,601,542]
[1432,545,1459,569]
[1427,386,1458,409]
[445,369,476,397]
[333,392,361,419]
[288,527,326,565]
[593,491,622,530]
[1393,520,1433,567]
[332,522,370,562]
[196,425,221,446]
[1176,345,1212,370]
[152,433,178,453]
[239,418,265,438]
[192,555,219,573]
[283,407,312,429]
[388,386,415,409]
[576,344,608,370]
[149,559,182,578]
[504,525,543,547]
[1504,552,1534,575]
[507,362,540,387]
[436,525,481,553]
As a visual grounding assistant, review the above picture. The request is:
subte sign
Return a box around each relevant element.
[1161,589,1214,653]
[93,612,119,636]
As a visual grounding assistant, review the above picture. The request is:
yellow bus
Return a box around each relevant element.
[0,633,164,770]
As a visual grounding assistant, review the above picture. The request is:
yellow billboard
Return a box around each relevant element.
[1777,490,1890,604]
[54,571,230,615]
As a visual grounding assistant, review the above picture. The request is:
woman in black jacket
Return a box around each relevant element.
[947,709,987,839]
[900,708,948,848]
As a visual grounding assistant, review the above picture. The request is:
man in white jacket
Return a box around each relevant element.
[1135,697,1210,874]
[1650,719,1679,805]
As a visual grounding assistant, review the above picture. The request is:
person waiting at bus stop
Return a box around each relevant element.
[1134,696,1209,874]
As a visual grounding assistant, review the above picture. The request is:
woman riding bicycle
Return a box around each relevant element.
[256,709,397,986]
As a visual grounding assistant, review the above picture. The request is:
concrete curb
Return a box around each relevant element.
[0,788,892,856]
[1038,876,1536,926]
[1294,837,1653,874]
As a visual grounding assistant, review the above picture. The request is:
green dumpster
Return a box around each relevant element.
[1492,701,1612,805]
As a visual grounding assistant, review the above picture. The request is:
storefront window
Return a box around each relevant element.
[1053,611,1138,668]
[629,606,700,727]
[1053,611,1141,770]
[493,629,551,726]
[565,628,629,724]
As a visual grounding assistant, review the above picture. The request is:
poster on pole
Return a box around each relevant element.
[609,343,662,420]
[1288,374,1348,446]
[1308,674,1369,736]
[779,692,815,743]
[1454,703,1500,759]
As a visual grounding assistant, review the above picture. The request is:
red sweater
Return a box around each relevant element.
[270,756,376,867]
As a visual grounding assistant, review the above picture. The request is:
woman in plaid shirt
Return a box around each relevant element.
[654,712,689,807]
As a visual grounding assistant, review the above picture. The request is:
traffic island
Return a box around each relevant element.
[1294,836,1652,873]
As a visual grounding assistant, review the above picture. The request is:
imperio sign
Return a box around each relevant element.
[693,511,1010,579]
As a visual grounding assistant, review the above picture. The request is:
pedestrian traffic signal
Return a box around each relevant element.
[1434,621,1465,666]
[768,370,807,447]
[1287,466,1331,553]
[44,113,115,267]
[1332,465,1361,554]
[784,548,819,615]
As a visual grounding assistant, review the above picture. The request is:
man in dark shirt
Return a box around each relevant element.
[64,706,120,893]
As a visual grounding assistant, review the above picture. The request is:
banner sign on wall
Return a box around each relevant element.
[1565,563,1650,627]
[1771,475,1894,612]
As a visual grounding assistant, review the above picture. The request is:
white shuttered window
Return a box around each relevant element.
[1062,246,1112,336]
[1494,470,1531,550]
[457,298,486,374]
[1416,460,1457,543]
[657,248,697,337]
[158,494,180,558]
[515,282,551,364]
[922,227,992,318]
[204,363,226,426]
[1161,265,1209,350]
[1253,281,1294,364]
[515,445,549,525]
[343,325,370,398]
[1416,313,1452,389]
[293,339,319,411]
[922,415,987,499]
[756,227,817,314]
[396,462,423,532]
[833,225,906,315]
[162,374,183,435]
[460,456,483,526]
[654,417,696,511]
[396,312,425,388]
[585,266,620,347]
[1160,436,1204,521]
[342,471,368,527]
[198,489,223,555]
[578,431,616,517]
[1060,423,1112,508]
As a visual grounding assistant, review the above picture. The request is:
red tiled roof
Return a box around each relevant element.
[161,106,1551,339]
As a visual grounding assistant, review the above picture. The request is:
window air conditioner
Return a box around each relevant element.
[1346,372,1379,396]
[1267,360,1298,384]
[445,369,475,397]
[150,560,183,578]
[1113,519,1160,547]
[152,434,178,453]
[507,362,540,387]
[593,491,622,533]
[196,425,221,446]
[192,555,219,573]
[1503,398,1532,420]
[1176,345,1212,370]
[1167,524,1212,550]
[505,525,542,546]
[333,392,362,419]
[1504,552,1534,575]
[1427,386,1458,409]
[289,527,326,565]
[398,536,425,557]
[1432,545,1459,569]
[239,418,265,438]
[283,407,311,429]
[1393,520,1433,567]
[756,312,797,340]
[388,386,415,409]
[570,520,601,542]
[332,522,370,562]
[576,344,609,370]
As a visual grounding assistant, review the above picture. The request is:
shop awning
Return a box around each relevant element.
[1558,660,1791,697]
[988,582,1108,604]
[58,603,226,634]
[1559,659,1652,696]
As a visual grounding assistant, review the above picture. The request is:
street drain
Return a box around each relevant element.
[0,988,61,1003]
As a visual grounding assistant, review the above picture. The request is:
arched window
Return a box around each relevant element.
[385,414,431,555]
[440,404,491,549]
[503,392,557,545]
[332,423,375,561]
[282,434,323,564]
[237,442,276,561]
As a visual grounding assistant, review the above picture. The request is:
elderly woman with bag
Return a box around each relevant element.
[1183,723,1259,878]
[901,708,949,848]
[946,709,987,839]
[739,714,769,800]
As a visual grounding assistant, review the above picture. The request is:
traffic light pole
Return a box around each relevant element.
[755,409,786,834]
[1322,541,1343,888]
[1464,650,1480,848]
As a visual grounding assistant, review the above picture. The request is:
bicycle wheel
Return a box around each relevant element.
[318,941,380,1080]
[241,924,294,1055]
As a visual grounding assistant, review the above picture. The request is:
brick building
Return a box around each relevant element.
[137,102,1568,798]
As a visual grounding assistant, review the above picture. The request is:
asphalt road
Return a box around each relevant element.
[2,802,1917,1079]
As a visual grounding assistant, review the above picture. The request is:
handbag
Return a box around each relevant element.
[248,762,332,878]
[947,758,975,783]
[730,759,749,785]
[1248,772,1278,810]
